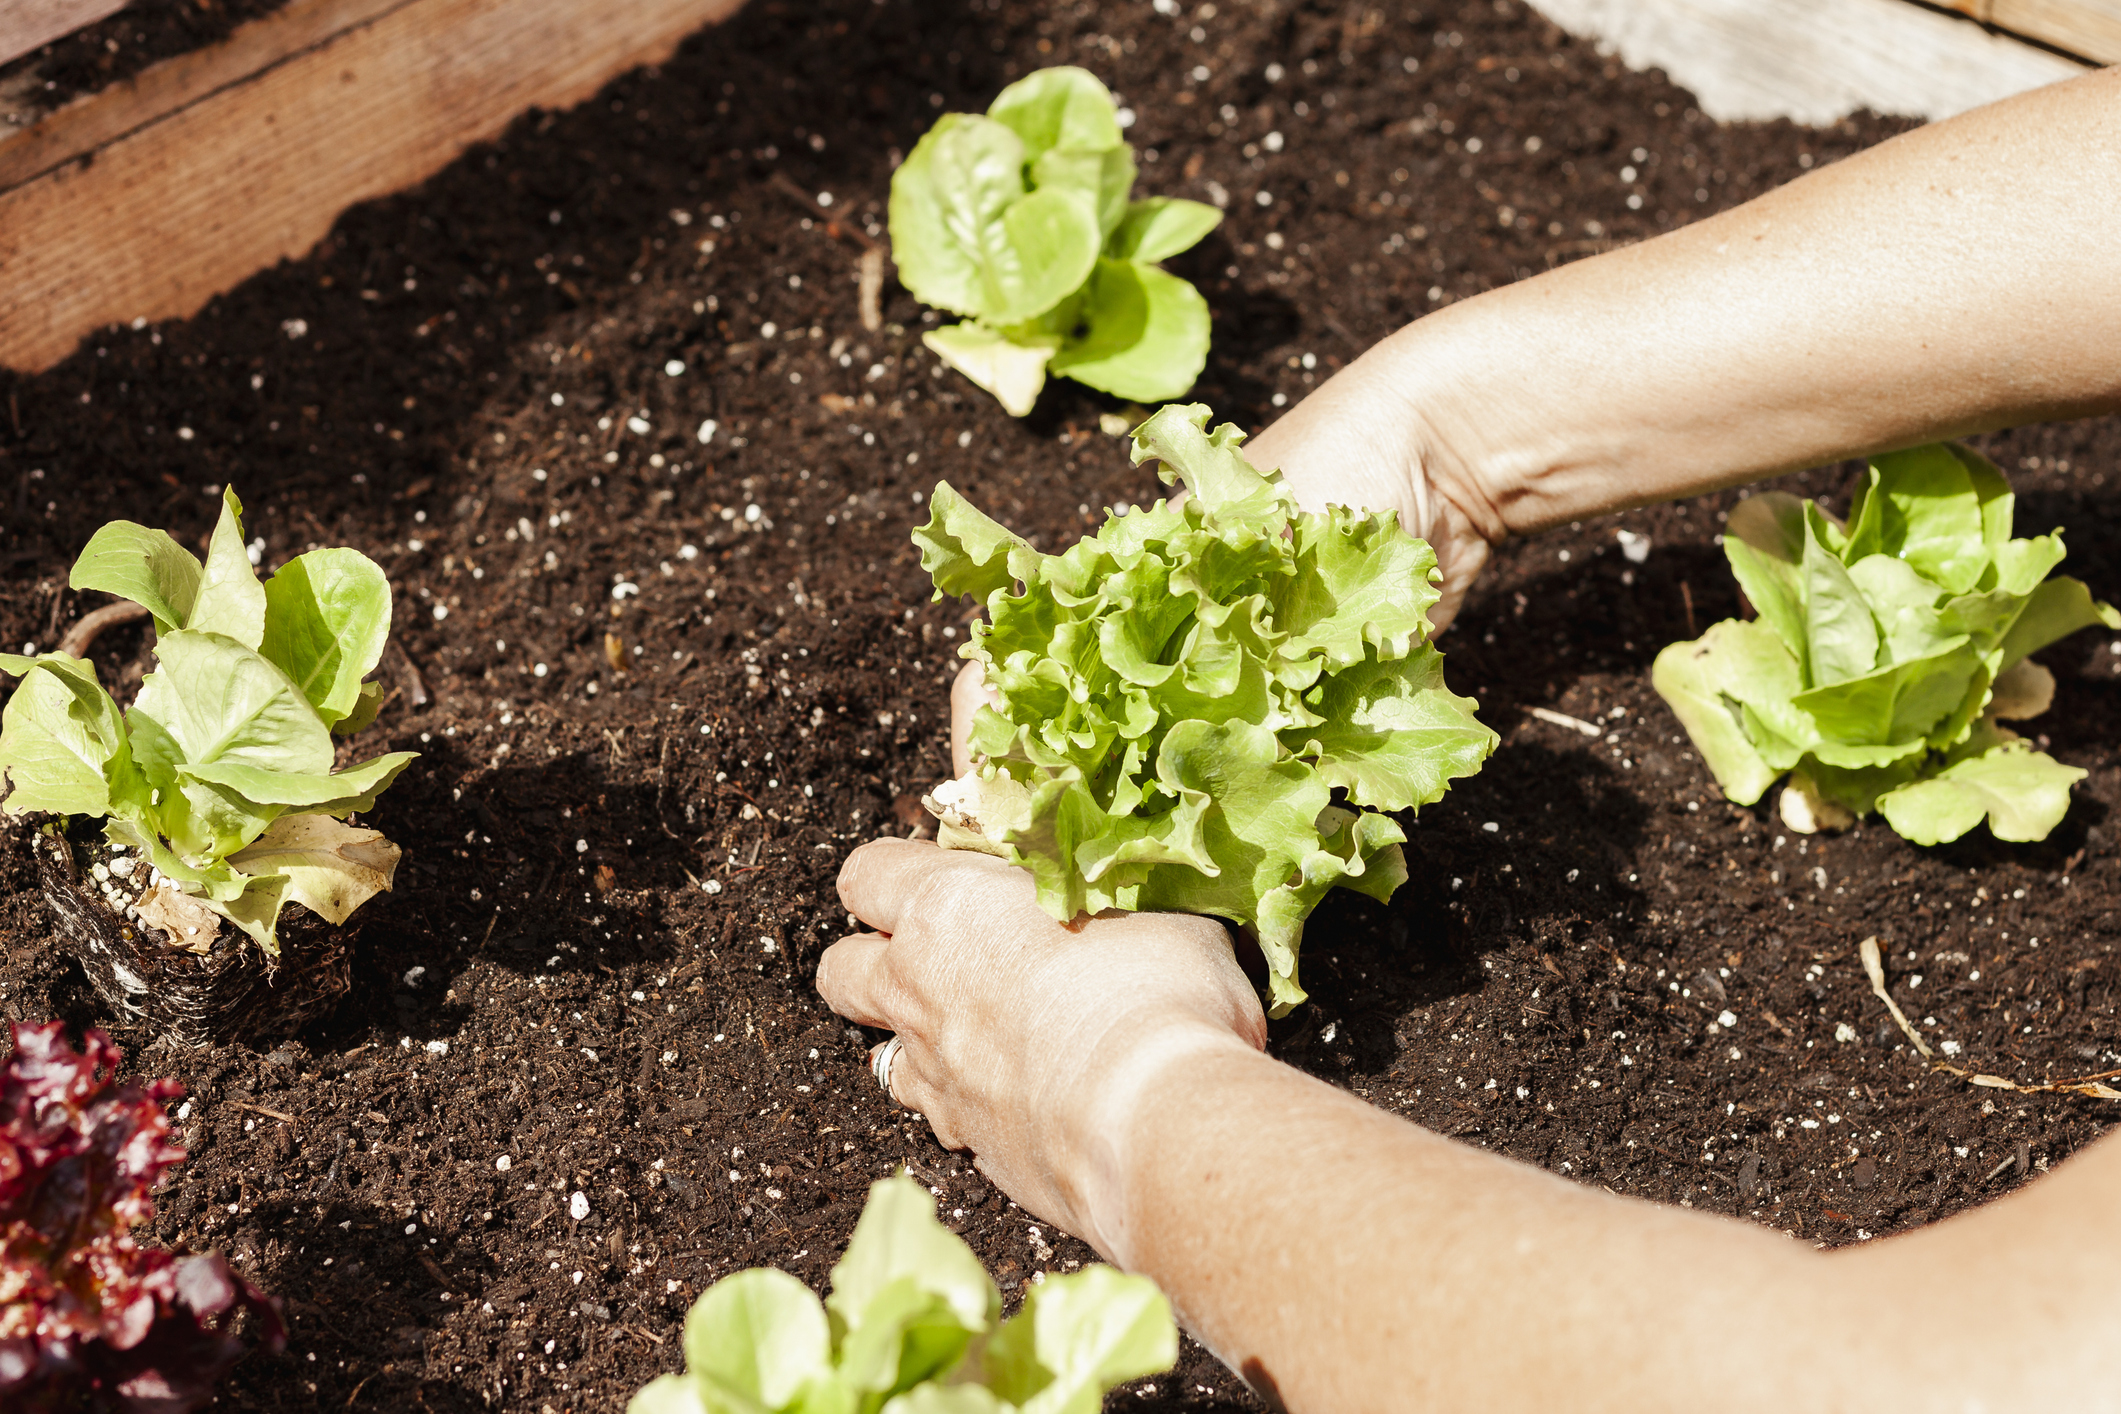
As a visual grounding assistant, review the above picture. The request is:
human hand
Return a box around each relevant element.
[815,839,1265,1256]
[1240,344,1504,634]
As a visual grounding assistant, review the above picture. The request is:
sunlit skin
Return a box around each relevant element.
[821,69,2121,1413]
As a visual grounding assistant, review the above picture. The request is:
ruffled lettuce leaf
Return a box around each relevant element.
[1655,443,2116,844]
[917,404,1493,1014]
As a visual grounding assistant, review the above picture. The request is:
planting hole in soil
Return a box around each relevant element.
[2,1,2117,1410]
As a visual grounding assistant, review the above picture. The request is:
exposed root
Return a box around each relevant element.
[1860,936,2121,1101]
[57,600,150,658]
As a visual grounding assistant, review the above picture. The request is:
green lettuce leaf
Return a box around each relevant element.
[1722,493,1809,670]
[67,522,202,634]
[180,750,416,813]
[1876,732,2084,845]
[888,114,1100,326]
[820,1179,996,1402]
[0,655,131,817]
[1105,198,1222,263]
[679,1268,834,1413]
[132,631,335,781]
[1046,260,1210,403]
[1656,443,2114,844]
[0,493,414,960]
[191,489,268,648]
[916,404,1492,1013]
[983,1267,1176,1414]
[224,814,401,925]
[889,68,1218,415]
[634,1176,1173,1414]
[260,547,393,724]
[920,324,1058,418]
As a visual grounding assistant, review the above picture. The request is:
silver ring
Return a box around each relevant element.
[871,1036,904,1098]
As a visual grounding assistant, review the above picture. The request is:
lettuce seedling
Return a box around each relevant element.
[915,404,1496,1014]
[0,490,414,954]
[629,1173,1173,1414]
[889,66,1223,416]
[0,1020,282,1412]
[1654,443,2118,844]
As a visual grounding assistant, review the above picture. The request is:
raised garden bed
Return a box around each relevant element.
[1,0,2115,1409]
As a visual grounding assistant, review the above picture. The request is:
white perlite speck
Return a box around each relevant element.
[496,1155,512,1172]
[569,1191,590,1221]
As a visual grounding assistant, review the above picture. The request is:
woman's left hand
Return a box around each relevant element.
[815,838,1264,1253]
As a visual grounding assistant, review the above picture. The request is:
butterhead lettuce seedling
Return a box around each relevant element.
[915,404,1496,1015]
[628,1173,1174,1414]
[889,66,1222,416]
[0,490,414,954]
[1654,444,2117,844]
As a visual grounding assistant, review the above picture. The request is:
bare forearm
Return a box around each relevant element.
[1088,1046,1860,1412]
[1325,67,2121,542]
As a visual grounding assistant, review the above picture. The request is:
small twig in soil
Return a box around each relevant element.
[1680,581,1697,637]
[58,600,151,658]
[1528,705,1603,738]
[1981,1146,2029,1185]
[767,173,877,251]
[388,640,431,707]
[858,247,884,333]
[233,1100,296,1124]
[616,1323,665,1346]
[1861,935,2121,1101]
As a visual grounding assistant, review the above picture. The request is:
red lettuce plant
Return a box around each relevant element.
[0,1021,282,1412]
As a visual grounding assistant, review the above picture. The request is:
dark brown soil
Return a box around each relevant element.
[2,1,2114,1410]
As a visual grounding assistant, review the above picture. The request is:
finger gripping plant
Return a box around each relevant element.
[629,1174,1174,1414]
[1653,444,2118,844]
[889,66,1222,416]
[914,404,1496,1015]
[0,1020,282,1413]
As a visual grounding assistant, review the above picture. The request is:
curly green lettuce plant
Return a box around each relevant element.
[1653,443,2118,844]
[0,490,414,953]
[628,1174,1174,1414]
[915,404,1496,1015]
[889,66,1222,416]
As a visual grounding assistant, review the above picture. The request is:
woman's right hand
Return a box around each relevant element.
[1238,347,1506,636]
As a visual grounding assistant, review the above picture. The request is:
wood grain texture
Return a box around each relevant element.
[0,0,745,373]
[0,0,128,69]
[0,0,414,183]
[1526,0,2088,126]
[1946,0,2121,63]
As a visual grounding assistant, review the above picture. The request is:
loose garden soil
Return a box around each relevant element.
[3,0,2117,1409]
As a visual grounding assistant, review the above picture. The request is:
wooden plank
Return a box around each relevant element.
[1944,0,2121,64]
[0,0,745,374]
[1526,0,2088,126]
[1,0,128,69]
[0,0,413,182]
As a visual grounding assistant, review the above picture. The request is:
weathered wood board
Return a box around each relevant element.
[1526,0,2090,126]
[1943,0,2121,64]
[0,0,745,374]
[1,0,128,69]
